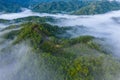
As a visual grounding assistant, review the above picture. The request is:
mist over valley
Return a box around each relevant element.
[0,0,120,80]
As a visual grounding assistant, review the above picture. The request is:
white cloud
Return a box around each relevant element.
[1,9,120,56]
[1,9,120,80]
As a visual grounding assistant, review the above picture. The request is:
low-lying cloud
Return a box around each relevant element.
[0,24,8,29]
[53,10,120,56]
[1,9,120,56]
[0,29,53,80]
[1,9,120,80]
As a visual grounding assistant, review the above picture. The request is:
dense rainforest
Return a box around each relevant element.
[0,0,120,80]
[0,0,21,12]
[30,0,120,14]
[0,16,120,80]
[1,0,120,15]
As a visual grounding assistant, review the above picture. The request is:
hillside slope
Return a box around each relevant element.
[31,0,120,15]
[73,1,120,15]
[1,21,120,80]
[0,0,21,12]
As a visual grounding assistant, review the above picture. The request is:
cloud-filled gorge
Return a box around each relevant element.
[1,9,120,80]
[1,9,119,56]
[0,27,54,80]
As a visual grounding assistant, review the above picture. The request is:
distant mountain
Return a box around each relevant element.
[0,0,74,13]
[1,0,97,7]
[31,0,91,13]
[0,0,22,12]
[0,0,120,14]
[31,0,120,15]
[3,0,30,7]
[73,1,120,15]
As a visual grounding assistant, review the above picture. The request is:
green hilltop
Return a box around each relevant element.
[1,16,120,80]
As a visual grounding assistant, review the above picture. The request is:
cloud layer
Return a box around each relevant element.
[1,9,120,56]
[1,9,120,80]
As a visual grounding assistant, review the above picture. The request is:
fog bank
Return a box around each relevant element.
[1,9,120,56]
[0,28,53,80]
[54,10,120,56]
[0,9,120,80]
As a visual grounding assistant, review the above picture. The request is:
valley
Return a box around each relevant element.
[0,0,120,80]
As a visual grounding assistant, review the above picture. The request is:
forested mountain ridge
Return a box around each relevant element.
[31,0,120,14]
[0,0,22,12]
[1,0,120,80]
[1,18,120,80]
[31,0,91,13]
[73,1,120,15]
[0,0,120,15]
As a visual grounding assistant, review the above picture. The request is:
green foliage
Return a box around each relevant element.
[2,25,20,31]
[31,0,120,15]
[41,41,58,53]
[61,36,94,47]
[10,22,120,80]
[0,19,9,24]
[14,22,67,49]
[87,41,102,52]
[0,0,21,12]
[41,52,120,80]
[14,23,42,49]
[69,36,94,44]
[31,0,91,13]
[0,16,54,25]
[2,30,20,39]
[73,1,120,15]
[12,16,54,23]
[1,1,120,79]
